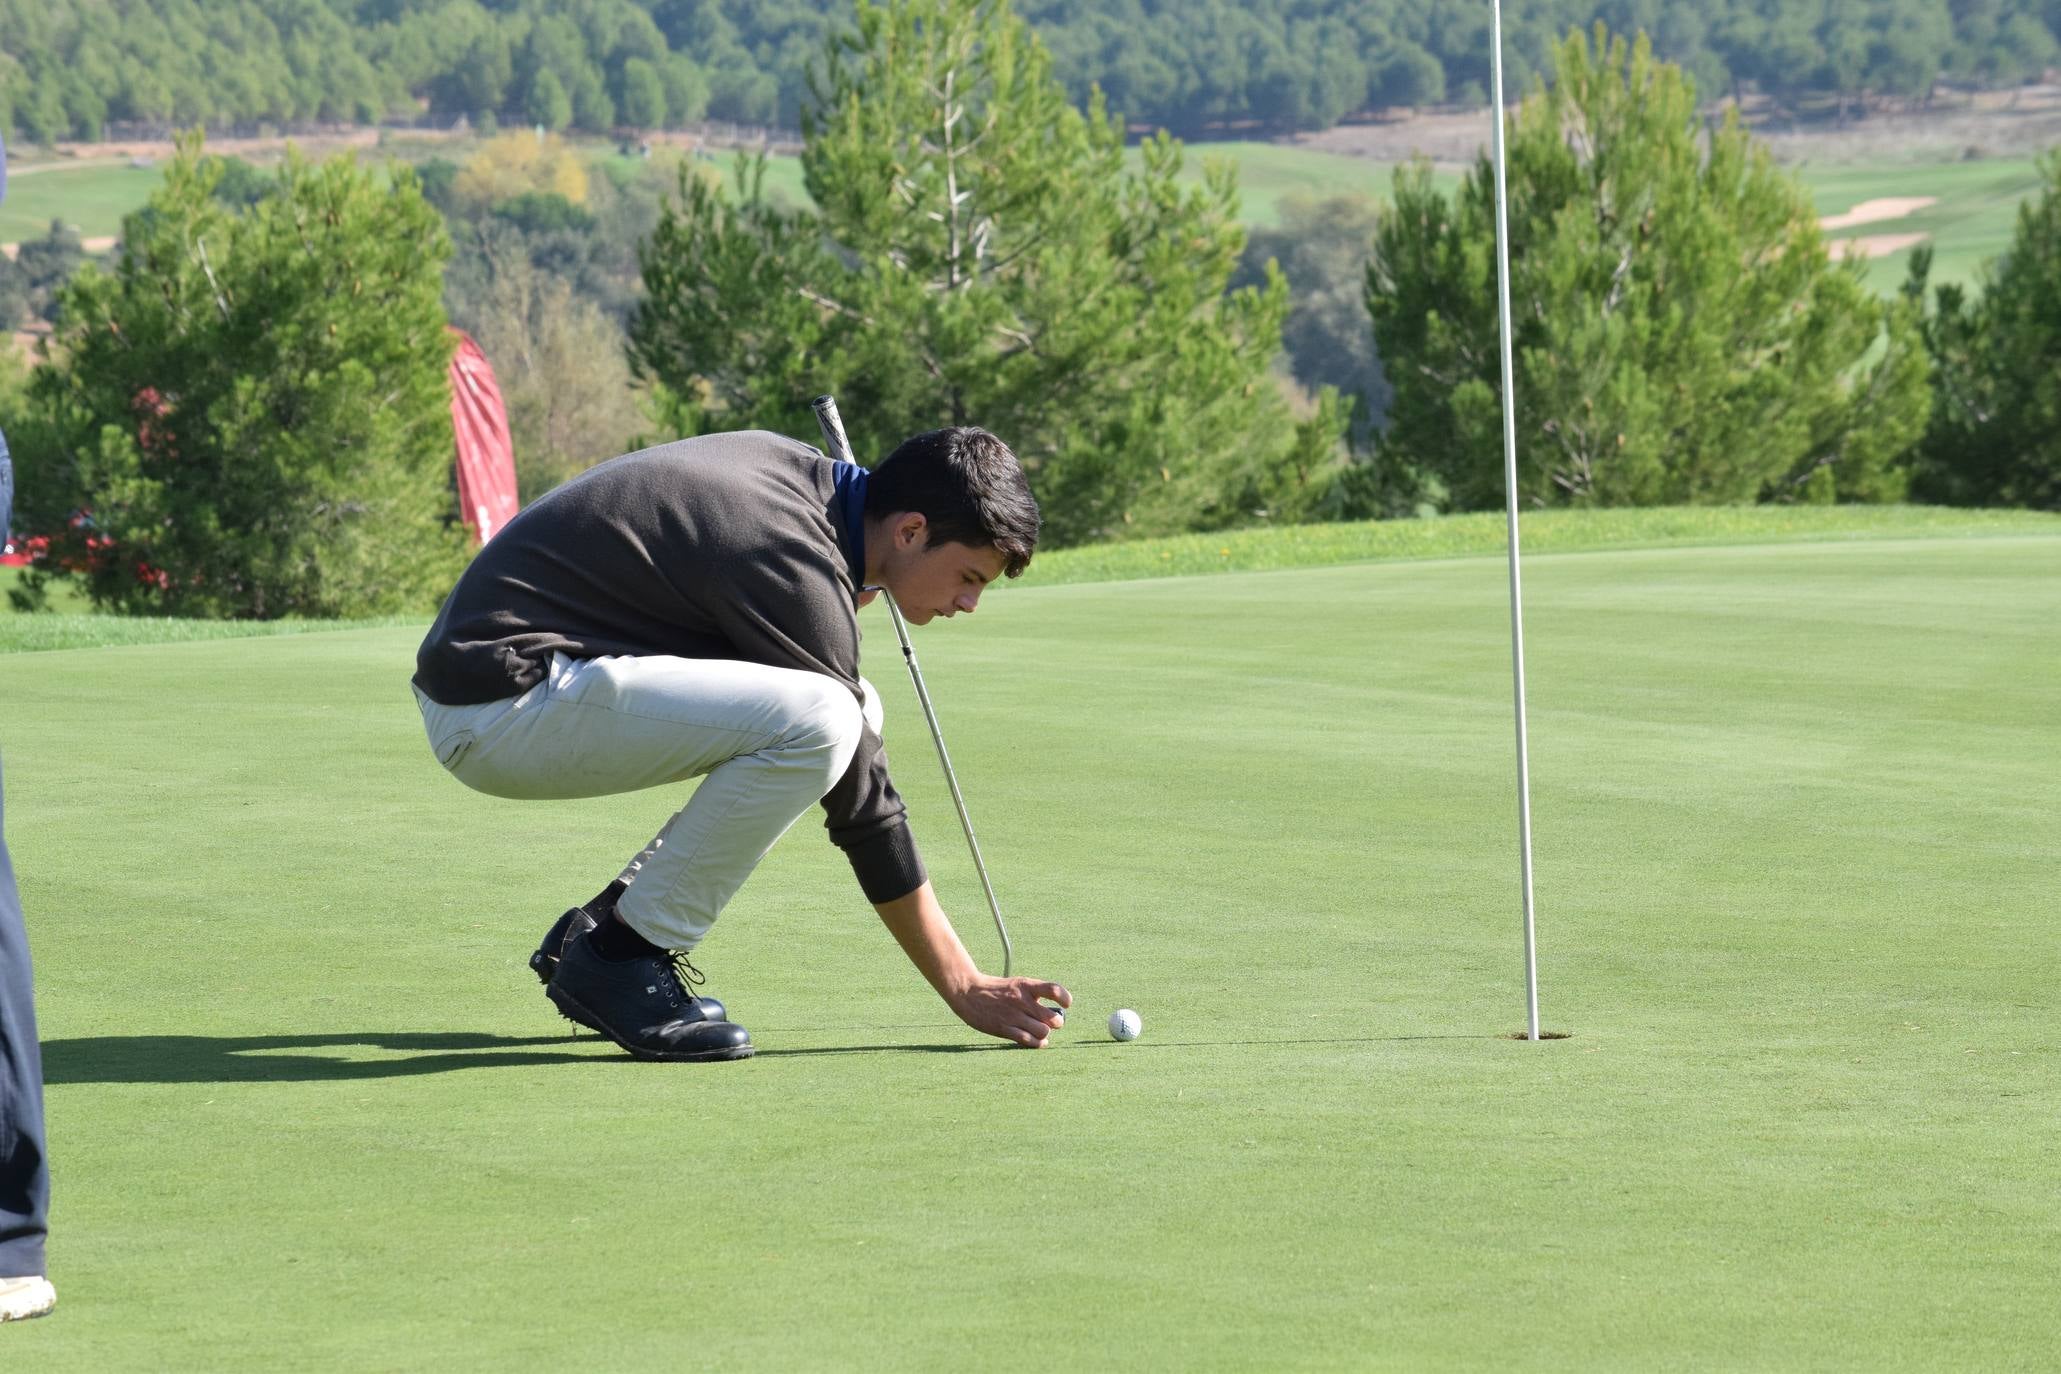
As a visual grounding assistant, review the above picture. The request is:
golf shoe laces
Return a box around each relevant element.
[664,950,708,1010]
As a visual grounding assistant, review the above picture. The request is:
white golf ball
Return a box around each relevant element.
[1107,1008,1142,1041]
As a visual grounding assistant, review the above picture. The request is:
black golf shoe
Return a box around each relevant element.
[546,927,754,1062]
[531,905,727,1027]
[528,906,592,985]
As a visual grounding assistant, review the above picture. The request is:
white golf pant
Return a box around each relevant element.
[414,653,881,951]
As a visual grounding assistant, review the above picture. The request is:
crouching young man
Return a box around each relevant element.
[411,426,1070,1061]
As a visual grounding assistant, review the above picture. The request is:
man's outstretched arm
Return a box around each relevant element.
[874,882,1069,1047]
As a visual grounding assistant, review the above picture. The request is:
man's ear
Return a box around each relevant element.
[895,512,929,550]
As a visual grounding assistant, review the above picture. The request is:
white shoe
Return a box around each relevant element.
[0,1275,55,1322]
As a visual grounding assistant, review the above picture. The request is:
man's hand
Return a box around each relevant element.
[874,880,1072,1047]
[947,973,1072,1048]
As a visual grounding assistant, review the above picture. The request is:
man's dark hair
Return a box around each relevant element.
[865,427,1039,577]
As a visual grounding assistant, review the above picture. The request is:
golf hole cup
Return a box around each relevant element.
[1107,1009,1142,1042]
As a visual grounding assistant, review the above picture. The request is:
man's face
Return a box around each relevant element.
[878,516,1007,625]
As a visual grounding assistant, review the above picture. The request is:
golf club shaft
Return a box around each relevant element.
[811,395,1015,977]
[880,591,1013,978]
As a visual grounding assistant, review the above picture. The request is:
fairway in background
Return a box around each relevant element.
[1134,141,1459,224]
[0,161,161,244]
[1797,155,2050,292]
[0,141,1422,243]
[15,140,2044,294]
[1,530,2055,1369]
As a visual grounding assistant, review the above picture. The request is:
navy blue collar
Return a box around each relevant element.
[830,459,869,592]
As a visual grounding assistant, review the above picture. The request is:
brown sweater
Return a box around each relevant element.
[413,430,924,903]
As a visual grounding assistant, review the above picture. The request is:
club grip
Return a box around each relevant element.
[812,395,855,466]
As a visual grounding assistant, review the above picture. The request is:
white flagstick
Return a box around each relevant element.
[1489,0,1542,1041]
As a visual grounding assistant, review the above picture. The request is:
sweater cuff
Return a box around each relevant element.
[845,821,927,904]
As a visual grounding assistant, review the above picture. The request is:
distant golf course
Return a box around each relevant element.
[4,137,2047,293]
[2,508,2055,1367]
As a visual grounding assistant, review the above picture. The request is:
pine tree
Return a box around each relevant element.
[1364,26,1930,511]
[1909,152,2061,510]
[630,0,1342,544]
[9,135,468,617]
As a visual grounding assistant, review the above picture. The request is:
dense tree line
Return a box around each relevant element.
[1031,0,2061,130]
[1,10,2055,618]
[3,0,2058,143]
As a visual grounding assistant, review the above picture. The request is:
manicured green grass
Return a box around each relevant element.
[0,605,414,653]
[1017,503,2061,587]
[0,152,425,244]
[9,506,2056,654]
[0,160,163,243]
[1793,155,2049,293]
[2,525,2056,1368]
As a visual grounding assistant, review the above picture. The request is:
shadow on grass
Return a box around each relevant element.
[755,1033,1493,1056]
[41,1031,602,1084]
[44,1030,1507,1081]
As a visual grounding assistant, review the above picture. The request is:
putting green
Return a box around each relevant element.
[2,532,2055,1367]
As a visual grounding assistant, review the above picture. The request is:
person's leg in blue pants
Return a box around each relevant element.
[0,759,54,1322]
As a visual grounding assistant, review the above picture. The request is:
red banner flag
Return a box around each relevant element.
[448,330,518,546]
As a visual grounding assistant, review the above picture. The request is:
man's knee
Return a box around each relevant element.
[781,678,865,787]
